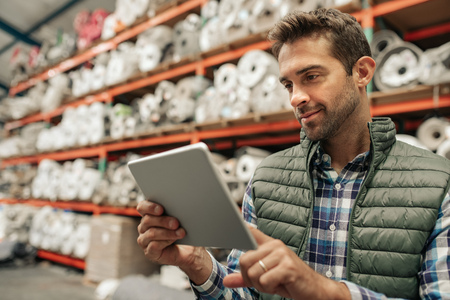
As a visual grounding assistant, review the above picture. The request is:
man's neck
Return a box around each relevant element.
[320,121,371,175]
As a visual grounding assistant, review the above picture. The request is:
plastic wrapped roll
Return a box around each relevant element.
[235,154,265,181]
[228,181,247,204]
[137,25,173,49]
[200,17,222,52]
[419,41,450,86]
[237,50,279,88]
[73,218,91,259]
[374,43,423,91]
[437,139,450,160]
[174,76,212,100]
[115,0,137,27]
[220,90,251,120]
[110,116,126,140]
[101,13,120,40]
[59,212,76,256]
[76,105,91,147]
[417,117,450,151]
[195,86,225,123]
[166,97,196,123]
[279,0,319,17]
[249,0,281,34]
[214,63,239,95]
[201,0,219,20]
[173,14,201,60]
[138,43,163,72]
[370,30,403,61]
[395,134,430,151]
[90,64,107,91]
[220,0,252,43]
[78,168,102,201]
[251,74,289,113]
[105,43,139,86]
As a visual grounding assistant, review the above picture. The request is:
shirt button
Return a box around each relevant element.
[325,270,333,278]
[329,224,336,231]
[335,183,341,190]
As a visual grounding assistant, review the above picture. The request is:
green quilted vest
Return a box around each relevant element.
[252,117,450,300]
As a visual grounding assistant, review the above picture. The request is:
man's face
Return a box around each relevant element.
[278,36,361,142]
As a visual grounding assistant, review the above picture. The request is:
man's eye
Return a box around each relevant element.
[283,83,292,90]
[307,75,318,81]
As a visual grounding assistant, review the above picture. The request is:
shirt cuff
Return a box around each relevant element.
[342,281,390,300]
[190,251,227,298]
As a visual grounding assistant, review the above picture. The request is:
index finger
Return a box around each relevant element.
[136,200,164,217]
[247,225,274,246]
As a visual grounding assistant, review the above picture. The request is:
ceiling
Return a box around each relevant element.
[0,0,116,98]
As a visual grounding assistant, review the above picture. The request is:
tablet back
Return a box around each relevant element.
[128,142,257,250]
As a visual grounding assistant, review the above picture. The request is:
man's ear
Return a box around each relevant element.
[353,56,376,88]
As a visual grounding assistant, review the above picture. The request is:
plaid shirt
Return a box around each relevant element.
[192,148,450,299]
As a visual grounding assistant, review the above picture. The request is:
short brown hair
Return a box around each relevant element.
[268,8,371,76]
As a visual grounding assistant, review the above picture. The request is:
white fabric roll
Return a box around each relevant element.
[235,154,264,181]
[173,15,201,60]
[101,13,119,40]
[417,117,450,151]
[395,134,430,151]
[375,43,423,91]
[237,50,279,88]
[214,63,239,95]
[138,43,163,72]
[78,168,102,201]
[200,17,222,52]
[90,64,107,91]
[279,0,319,17]
[249,0,281,34]
[419,41,450,86]
[201,0,219,20]
[437,139,450,160]
[137,25,173,49]
[251,74,289,113]
[73,221,91,259]
[195,86,224,123]
[166,97,196,123]
[370,30,403,61]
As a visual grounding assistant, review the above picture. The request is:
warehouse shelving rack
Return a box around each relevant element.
[1,0,450,269]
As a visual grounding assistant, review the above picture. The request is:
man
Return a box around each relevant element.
[137,8,450,299]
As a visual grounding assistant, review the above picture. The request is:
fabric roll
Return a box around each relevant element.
[173,14,201,60]
[370,30,403,61]
[417,117,450,151]
[279,0,319,17]
[73,220,91,259]
[235,154,264,181]
[395,134,430,151]
[101,13,119,40]
[90,64,107,91]
[437,139,450,160]
[200,17,222,52]
[250,74,289,113]
[214,63,239,95]
[78,168,102,201]
[419,41,450,86]
[249,0,281,34]
[201,0,219,20]
[166,97,196,123]
[138,44,163,72]
[374,42,423,91]
[237,50,279,88]
[195,86,224,123]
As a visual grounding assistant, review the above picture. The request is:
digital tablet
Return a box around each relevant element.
[127,142,257,250]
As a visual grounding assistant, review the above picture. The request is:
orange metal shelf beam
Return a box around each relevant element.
[371,95,450,116]
[37,250,85,270]
[404,21,450,41]
[9,0,206,96]
[352,0,430,22]
[0,198,140,216]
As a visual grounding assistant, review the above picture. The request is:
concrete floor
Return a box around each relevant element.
[0,261,96,300]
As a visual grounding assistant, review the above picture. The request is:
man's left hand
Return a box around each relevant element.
[223,226,351,300]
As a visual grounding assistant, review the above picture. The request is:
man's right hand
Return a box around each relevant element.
[136,200,213,285]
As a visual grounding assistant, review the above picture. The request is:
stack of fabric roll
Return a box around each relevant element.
[396,117,450,160]
[195,50,289,123]
[29,206,91,259]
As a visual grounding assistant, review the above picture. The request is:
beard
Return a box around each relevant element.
[294,76,360,142]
